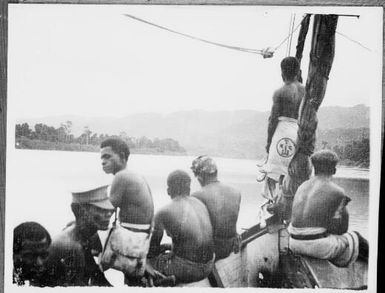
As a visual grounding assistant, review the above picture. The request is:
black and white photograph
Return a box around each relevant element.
[2,2,382,291]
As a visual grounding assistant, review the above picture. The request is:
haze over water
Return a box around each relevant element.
[7,150,369,239]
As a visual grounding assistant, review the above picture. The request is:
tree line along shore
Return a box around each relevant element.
[15,121,369,168]
[15,122,186,155]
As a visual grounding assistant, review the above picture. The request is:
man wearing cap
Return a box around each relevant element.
[148,170,215,284]
[45,185,114,286]
[100,138,154,284]
[191,156,241,261]
[288,150,368,266]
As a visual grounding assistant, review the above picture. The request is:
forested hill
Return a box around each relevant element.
[17,104,369,161]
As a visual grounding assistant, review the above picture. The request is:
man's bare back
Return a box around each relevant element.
[273,81,305,120]
[110,169,154,224]
[153,196,214,263]
[291,174,349,234]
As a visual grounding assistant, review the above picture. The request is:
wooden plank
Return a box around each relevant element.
[301,256,368,289]
[177,277,211,287]
[7,0,385,6]
[241,213,279,245]
[279,253,317,288]
[213,249,248,287]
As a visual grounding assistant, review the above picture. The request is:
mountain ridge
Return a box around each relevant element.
[16,104,369,159]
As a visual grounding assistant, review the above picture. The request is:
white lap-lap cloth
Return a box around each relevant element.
[261,116,298,181]
[101,222,152,276]
[288,224,359,267]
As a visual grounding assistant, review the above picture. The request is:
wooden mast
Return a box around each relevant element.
[279,14,339,220]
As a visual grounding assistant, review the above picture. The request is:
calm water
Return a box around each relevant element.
[7,150,370,239]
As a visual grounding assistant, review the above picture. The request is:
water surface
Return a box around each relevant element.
[7,150,369,239]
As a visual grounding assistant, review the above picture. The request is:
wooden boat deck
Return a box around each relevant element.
[301,256,368,289]
[279,252,368,289]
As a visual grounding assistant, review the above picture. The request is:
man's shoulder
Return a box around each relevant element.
[50,226,81,252]
[115,169,134,180]
[329,180,345,193]
[156,203,172,216]
[213,182,241,196]
[302,177,347,201]
[115,169,147,184]
[155,203,175,225]
[188,195,206,205]
[275,82,304,96]
[315,177,346,195]
[191,189,205,198]
[193,183,241,201]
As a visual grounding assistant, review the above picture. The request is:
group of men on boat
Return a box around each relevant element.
[13,56,368,287]
[13,138,242,287]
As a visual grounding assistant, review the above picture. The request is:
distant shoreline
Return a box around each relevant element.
[15,138,187,157]
[15,141,369,169]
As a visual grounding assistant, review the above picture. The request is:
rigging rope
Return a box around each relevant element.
[336,31,372,52]
[274,14,305,53]
[123,13,315,59]
[123,14,274,58]
[287,14,296,56]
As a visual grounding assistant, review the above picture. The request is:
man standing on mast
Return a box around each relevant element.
[260,56,305,202]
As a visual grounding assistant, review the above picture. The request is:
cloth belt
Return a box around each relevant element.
[290,232,328,241]
[278,116,298,123]
[120,222,152,234]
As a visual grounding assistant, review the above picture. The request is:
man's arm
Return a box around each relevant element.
[109,173,127,209]
[266,91,280,153]
[148,212,165,258]
[329,195,350,235]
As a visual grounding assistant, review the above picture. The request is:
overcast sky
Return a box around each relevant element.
[7,5,383,119]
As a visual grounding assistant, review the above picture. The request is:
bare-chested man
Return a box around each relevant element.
[191,156,241,261]
[261,56,305,201]
[100,138,154,282]
[148,170,214,284]
[288,150,368,266]
[46,186,114,286]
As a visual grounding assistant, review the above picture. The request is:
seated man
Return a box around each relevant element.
[46,185,114,286]
[288,150,368,267]
[148,170,215,284]
[100,138,154,284]
[191,156,241,260]
[13,222,51,286]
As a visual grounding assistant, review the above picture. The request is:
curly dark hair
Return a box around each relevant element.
[13,222,51,254]
[281,56,300,81]
[167,169,191,196]
[100,137,130,161]
[311,150,339,175]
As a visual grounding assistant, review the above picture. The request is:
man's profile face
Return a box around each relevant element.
[83,205,114,231]
[100,146,125,175]
[14,239,50,280]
